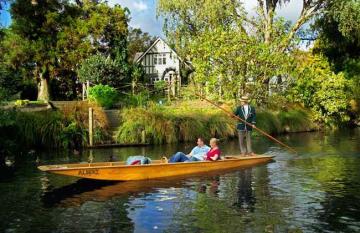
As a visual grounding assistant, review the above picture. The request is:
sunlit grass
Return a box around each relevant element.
[116,104,236,144]
[116,102,315,144]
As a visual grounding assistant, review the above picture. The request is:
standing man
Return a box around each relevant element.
[234,96,256,156]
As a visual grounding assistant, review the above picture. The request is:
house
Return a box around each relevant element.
[134,38,186,95]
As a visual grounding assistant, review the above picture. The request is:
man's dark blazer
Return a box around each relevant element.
[234,105,256,131]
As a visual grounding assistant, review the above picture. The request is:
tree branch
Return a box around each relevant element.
[279,0,325,52]
[257,0,266,20]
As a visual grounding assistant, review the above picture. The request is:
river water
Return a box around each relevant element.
[0,129,359,233]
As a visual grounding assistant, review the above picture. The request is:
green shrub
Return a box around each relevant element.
[288,55,350,126]
[77,54,128,88]
[123,90,151,107]
[60,122,87,148]
[88,84,119,109]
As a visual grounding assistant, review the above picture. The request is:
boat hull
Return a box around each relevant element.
[38,155,274,181]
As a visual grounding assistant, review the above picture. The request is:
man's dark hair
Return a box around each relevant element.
[197,137,205,142]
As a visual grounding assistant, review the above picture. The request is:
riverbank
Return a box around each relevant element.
[0,102,110,152]
[0,99,319,154]
[115,100,318,144]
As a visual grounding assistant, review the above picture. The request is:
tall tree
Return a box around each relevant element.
[8,0,67,100]
[158,0,326,53]
[2,0,129,100]
[256,0,326,49]
[55,1,129,99]
[127,27,156,62]
[313,0,360,71]
[157,0,321,101]
[312,0,360,120]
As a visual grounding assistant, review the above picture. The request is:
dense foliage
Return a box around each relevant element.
[157,0,324,101]
[0,65,23,100]
[287,54,350,125]
[127,27,156,61]
[313,0,360,124]
[157,0,358,126]
[187,26,293,103]
[88,84,119,109]
[77,54,128,88]
[313,0,360,71]
[0,0,129,100]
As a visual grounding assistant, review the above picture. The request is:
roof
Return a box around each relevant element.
[133,52,143,62]
[135,37,183,63]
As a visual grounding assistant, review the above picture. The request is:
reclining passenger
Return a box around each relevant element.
[169,137,210,163]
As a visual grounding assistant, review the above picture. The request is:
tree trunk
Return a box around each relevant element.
[264,8,274,44]
[37,73,50,101]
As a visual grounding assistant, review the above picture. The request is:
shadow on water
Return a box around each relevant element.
[41,179,118,208]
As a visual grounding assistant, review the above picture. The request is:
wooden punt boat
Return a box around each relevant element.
[38,154,274,181]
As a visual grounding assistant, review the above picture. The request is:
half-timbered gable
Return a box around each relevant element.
[135,38,182,91]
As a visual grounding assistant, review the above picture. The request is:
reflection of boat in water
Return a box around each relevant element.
[42,166,267,208]
[42,179,185,207]
[38,155,274,181]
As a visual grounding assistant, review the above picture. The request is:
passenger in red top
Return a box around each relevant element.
[206,138,221,161]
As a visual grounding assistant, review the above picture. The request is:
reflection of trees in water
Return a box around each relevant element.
[52,198,133,232]
[164,166,293,232]
[287,132,360,233]
[250,165,292,232]
[41,179,195,232]
[43,180,135,232]
[312,156,360,232]
[317,192,360,233]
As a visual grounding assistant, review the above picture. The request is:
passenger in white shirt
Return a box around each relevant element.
[168,138,210,163]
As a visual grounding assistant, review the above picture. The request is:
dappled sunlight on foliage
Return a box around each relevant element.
[287,54,350,126]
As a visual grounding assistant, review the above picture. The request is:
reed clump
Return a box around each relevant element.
[0,101,111,149]
[116,104,237,144]
[116,102,316,144]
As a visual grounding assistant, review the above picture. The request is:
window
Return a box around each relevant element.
[154,54,166,65]
[157,53,166,65]
[163,55,166,65]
